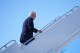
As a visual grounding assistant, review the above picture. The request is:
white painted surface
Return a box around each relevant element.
[48,28,80,53]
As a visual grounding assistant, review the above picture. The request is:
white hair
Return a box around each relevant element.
[28,11,36,17]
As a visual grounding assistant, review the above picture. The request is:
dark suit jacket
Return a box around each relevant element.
[20,17,38,43]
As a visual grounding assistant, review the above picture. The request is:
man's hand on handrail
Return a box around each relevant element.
[38,30,42,33]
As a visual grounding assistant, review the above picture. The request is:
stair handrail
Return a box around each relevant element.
[0,40,16,51]
[34,6,79,38]
[41,6,79,32]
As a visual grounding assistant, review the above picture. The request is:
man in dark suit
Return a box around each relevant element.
[20,11,42,45]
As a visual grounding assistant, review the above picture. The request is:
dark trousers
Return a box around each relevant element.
[20,34,33,44]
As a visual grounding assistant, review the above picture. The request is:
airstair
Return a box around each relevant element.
[0,6,80,53]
